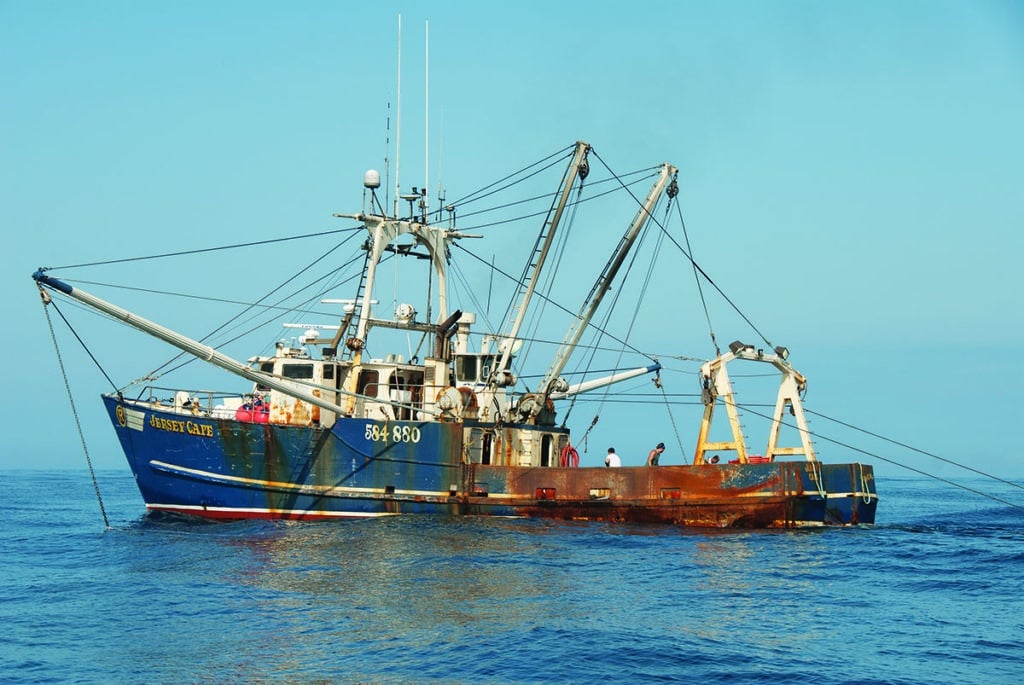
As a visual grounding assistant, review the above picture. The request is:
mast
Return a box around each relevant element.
[330,212,478,414]
[394,14,402,217]
[424,19,429,219]
[525,162,678,420]
[338,214,475,344]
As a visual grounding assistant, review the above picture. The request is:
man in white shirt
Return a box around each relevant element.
[605,447,621,468]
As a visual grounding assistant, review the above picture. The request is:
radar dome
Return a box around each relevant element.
[364,169,381,189]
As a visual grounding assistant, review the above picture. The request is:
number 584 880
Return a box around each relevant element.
[364,424,422,443]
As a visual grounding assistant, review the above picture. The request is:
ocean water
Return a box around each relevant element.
[2,471,1022,685]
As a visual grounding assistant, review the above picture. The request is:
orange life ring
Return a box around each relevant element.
[559,445,580,468]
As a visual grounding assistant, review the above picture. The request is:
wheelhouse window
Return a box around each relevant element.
[454,354,511,385]
[282,363,314,380]
[357,369,380,398]
[455,355,480,384]
[256,361,274,391]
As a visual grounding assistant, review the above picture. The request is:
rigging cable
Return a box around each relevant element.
[536,159,658,445]
[584,151,686,454]
[648,251,688,457]
[452,242,651,359]
[636,182,688,457]
[446,144,575,208]
[38,287,110,529]
[522,163,588,374]
[38,227,367,390]
[137,232,365,385]
[644,202,775,351]
[67,280,341,317]
[42,226,362,271]
[551,183,599,426]
[805,408,1024,494]
[492,145,583,349]
[570,197,659,423]
[487,145,591,395]
[675,198,721,357]
[448,161,668,433]
[453,167,658,225]
[734,401,1024,512]
[48,299,120,394]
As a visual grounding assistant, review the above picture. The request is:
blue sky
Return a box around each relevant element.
[3,1,1022,481]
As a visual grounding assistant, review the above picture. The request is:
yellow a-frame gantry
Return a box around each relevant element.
[693,341,817,465]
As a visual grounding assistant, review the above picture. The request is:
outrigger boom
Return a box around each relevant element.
[33,270,356,416]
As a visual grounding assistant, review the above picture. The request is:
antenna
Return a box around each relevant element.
[436,106,444,223]
[384,100,391,215]
[394,14,402,218]
[424,19,429,220]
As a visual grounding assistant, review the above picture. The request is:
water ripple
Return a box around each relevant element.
[2,472,1023,684]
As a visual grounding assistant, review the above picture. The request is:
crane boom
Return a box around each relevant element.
[524,163,678,420]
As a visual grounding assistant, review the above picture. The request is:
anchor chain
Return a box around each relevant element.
[38,286,110,529]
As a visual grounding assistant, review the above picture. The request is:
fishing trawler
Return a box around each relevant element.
[33,140,877,527]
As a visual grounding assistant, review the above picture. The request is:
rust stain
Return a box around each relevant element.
[469,463,818,528]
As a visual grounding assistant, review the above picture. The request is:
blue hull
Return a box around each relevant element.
[104,395,877,526]
[105,395,464,519]
[818,463,879,525]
